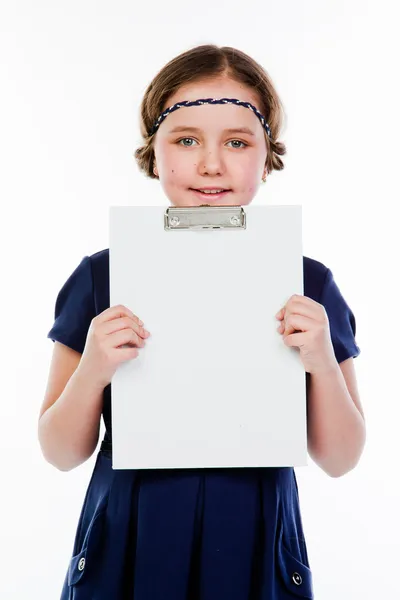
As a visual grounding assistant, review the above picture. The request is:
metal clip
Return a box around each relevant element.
[164,206,246,231]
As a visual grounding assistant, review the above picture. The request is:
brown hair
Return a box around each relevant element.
[134,44,287,179]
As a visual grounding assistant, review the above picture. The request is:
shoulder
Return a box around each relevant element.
[88,249,110,314]
[303,255,329,302]
[89,248,110,278]
[90,247,109,265]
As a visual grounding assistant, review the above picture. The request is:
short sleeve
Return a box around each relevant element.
[320,268,361,364]
[47,256,95,354]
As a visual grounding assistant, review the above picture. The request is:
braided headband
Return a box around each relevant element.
[149,97,272,139]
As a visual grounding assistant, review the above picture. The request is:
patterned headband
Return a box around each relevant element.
[149,97,272,139]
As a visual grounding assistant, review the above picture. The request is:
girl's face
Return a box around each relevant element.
[152,77,268,207]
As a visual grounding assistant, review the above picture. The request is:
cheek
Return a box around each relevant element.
[162,168,186,190]
[158,146,189,181]
[235,163,261,191]
[162,157,197,187]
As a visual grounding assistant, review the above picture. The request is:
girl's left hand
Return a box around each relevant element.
[275,294,337,375]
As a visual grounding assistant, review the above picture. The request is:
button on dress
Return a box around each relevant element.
[47,249,360,599]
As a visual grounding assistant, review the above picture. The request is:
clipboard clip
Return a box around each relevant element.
[164,206,246,231]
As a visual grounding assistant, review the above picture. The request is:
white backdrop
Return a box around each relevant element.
[1,1,398,598]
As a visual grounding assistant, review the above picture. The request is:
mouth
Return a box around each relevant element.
[189,188,232,200]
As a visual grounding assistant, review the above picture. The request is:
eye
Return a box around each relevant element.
[177,137,198,147]
[227,140,248,149]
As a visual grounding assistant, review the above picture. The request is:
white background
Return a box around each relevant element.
[1,1,398,598]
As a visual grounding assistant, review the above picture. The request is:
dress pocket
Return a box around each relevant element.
[276,519,314,598]
[67,504,107,587]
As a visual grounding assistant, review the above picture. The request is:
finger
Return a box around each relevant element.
[97,304,144,326]
[283,321,297,337]
[282,314,315,337]
[100,316,150,339]
[282,330,308,348]
[111,328,146,349]
[118,347,140,359]
[284,296,322,319]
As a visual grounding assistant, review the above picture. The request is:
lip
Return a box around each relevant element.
[191,186,231,191]
[190,188,232,201]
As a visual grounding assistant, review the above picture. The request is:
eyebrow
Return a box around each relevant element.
[167,126,256,136]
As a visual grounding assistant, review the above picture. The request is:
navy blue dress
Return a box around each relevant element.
[47,249,360,600]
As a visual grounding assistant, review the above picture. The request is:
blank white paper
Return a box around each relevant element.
[109,205,306,469]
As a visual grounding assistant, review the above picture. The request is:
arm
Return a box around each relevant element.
[307,358,366,477]
[276,263,365,479]
[38,343,104,472]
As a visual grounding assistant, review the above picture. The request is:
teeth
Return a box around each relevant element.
[197,189,225,194]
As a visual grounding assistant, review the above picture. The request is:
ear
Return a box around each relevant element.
[262,168,267,183]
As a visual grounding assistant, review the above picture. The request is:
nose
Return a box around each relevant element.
[199,146,225,176]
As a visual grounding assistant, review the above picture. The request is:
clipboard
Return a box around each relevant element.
[109,204,307,470]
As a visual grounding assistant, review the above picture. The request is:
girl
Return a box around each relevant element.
[39,44,366,599]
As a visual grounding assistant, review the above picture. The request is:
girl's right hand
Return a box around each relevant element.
[78,304,150,389]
